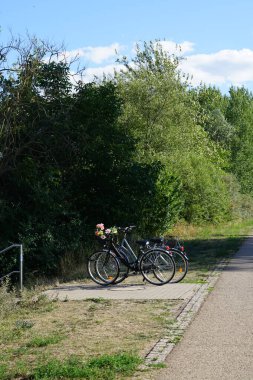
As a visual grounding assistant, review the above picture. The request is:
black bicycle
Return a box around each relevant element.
[148,236,189,283]
[87,226,176,286]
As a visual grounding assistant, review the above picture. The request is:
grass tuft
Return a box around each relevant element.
[15,320,34,329]
[0,280,18,318]
[85,297,110,304]
[0,365,7,380]
[26,334,65,348]
[148,362,167,368]
[32,353,142,379]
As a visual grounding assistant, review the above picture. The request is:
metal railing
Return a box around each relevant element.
[0,244,23,291]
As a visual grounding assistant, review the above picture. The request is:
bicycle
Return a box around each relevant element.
[148,236,189,283]
[87,226,176,286]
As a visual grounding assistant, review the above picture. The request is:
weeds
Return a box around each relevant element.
[85,297,111,304]
[148,362,167,368]
[0,279,18,318]
[18,289,56,311]
[15,320,35,329]
[5,353,142,380]
[169,335,182,344]
[26,334,65,348]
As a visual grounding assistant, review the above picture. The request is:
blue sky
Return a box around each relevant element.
[1,0,253,92]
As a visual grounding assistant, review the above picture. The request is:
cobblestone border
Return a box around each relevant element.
[143,259,229,366]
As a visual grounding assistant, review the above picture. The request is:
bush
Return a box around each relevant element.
[178,155,231,224]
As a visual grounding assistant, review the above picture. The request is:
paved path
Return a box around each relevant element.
[157,235,253,380]
[45,282,200,300]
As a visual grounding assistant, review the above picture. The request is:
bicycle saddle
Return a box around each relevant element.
[149,237,164,244]
[136,239,149,245]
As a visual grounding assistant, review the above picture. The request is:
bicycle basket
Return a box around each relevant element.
[95,224,118,245]
[95,234,109,244]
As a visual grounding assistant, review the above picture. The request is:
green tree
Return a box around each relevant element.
[226,87,253,194]
[193,85,234,167]
[115,41,231,225]
[0,37,86,274]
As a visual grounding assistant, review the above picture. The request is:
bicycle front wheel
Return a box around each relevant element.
[87,250,119,286]
[140,248,175,285]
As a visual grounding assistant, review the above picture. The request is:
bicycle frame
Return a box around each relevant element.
[108,233,146,271]
[120,237,139,262]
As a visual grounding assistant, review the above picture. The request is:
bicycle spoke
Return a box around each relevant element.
[87,251,119,285]
[140,249,175,285]
[170,250,188,283]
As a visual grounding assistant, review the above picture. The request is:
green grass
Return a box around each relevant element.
[176,219,253,283]
[0,366,7,380]
[148,362,167,369]
[169,335,182,344]
[85,298,111,304]
[183,279,207,284]
[4,353,142,380]
[26,333,65,348]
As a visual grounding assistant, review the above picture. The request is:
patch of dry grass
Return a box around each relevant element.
[0,287,181,378]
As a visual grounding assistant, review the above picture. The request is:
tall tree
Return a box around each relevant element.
[226,87,253,194]
[0,36,86,273]
[195,85,234,149]
[115,41,231,224]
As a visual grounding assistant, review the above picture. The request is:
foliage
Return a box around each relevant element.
[0,280,18,318]
[116,41,207,163]
[225,87,253,194]
[31,354,142,380]
[115,42,233,227]
[0,36,253,277]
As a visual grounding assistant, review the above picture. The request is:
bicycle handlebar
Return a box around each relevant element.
[117,225,136,233]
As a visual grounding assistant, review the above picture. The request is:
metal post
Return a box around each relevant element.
[0,243,24,290]
[20,244,23,291]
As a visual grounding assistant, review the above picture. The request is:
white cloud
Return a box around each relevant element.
[132,40,195,56]
[64,43,124,64]
[64,41,253,90]
[180,48,253,86]
[73,63,126,83]
[156,40,195,55]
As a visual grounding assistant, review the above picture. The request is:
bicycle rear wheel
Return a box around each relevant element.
[113,246,130,284]
[140,248,175,285]
[87,250,119,286]
[171,249,188,283]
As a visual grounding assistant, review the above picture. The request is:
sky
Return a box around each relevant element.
[1,0,253,92]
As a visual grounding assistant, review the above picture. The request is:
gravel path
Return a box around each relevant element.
[157,235,253,380]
